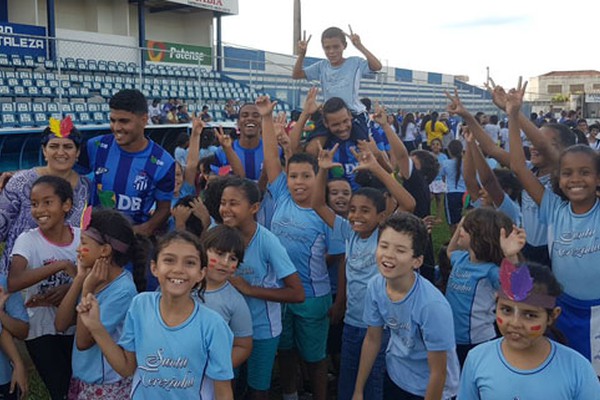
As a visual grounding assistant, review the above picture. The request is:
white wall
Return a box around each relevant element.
[129,5,213,47]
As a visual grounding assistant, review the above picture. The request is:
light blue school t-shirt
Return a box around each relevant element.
[0,276,28,385]
[72,271,137,384]
[540,189,600,300]
[433,153,448,182]
[441,158,466,193]
[459,338,600,399]
[445,251,499,345]
[269,172,341,297]
[496,193,522,226]
[235,224,296,339]
[204,281,253,338]
[118,292,233,399]
[333,215,379,328]
[364,273,460,398]
[304,56,371,114]
[521,171,551,247]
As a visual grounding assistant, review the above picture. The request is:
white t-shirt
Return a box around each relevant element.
[10,226,79,339]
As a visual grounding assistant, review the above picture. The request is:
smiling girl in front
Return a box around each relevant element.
[77,231,234,399]
[506,80,600,375]
[8,175,80,400]
[459,259,600,398]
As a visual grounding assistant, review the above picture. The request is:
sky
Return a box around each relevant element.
[221,0,597,91]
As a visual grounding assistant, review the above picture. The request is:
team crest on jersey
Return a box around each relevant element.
[95,167,108,175]
[95,141,108,149]
[150,156,164,166]
[134,172,149,192]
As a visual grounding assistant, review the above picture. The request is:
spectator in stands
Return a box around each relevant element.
[293,26,382,141]
[161,97,176,124]
[77,89,175,237]
[200,105,213,122]
[148,98,161,125]
[174,132,190,168]
[224,99,239,120]
[177,104,191,123]
[0,118,89,276]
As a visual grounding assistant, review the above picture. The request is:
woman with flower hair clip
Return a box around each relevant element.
[0,117,90,276]
[458,226,600,399]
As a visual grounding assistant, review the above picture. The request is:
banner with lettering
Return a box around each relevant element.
[166,0,239,15]
[0,23,47,57]
[145,40,212,66]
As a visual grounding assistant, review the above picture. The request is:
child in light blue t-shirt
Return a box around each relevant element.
[258,96,343,400]
[445,207,514,366]
[354,213,459,399]
[293,26,382,141]
[312,142,416,400]
[459,236,600,399]
[78,231,234,400]
[219,177,304,397]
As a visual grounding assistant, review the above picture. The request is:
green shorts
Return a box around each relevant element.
[246,336,280,391]
[278,294,332,363]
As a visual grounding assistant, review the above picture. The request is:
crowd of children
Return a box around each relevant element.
[0,24,599,400]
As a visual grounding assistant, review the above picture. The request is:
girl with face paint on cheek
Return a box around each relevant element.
[458,244,600,399]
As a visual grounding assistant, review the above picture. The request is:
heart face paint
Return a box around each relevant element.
[79,247,90,253]
[496,317,504,326]
[208,258,218,268]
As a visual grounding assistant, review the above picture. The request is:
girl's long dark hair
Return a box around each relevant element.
[447,140,463,188]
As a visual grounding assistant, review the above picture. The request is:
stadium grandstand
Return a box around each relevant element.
[0,0,495,171]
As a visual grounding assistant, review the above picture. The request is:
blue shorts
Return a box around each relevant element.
[246,336,280,391]
[279,294,332,363]
[445,192,464,225]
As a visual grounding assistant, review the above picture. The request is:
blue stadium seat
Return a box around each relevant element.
[117,62,127,73]
[93,112,105,123]
[61,80,70,88]
[78,112,91,124]
[1,113,17,127]
[47,103,59,113]
[10,55,23,67]
[87,103,100,112]
[49,112,62,121]
[100,103,110,112]
[88,59,98,71]
[54,87,65,96]
[100,88,110,97]
[48,80,59,88]
[0,86,11,96]
[73,103,87,113]
[1,103,15,113]
[27,87,41,97]
[61,103,73,113]
[32,103,46,112]
[34,112,48,125]
[76,58,87,71]
[7,78,18,87]
[64,58,76,70]
[14,87,25,96]
[24,56,35,67]
[108,61,117,72]
[98,60,108,72]
[0,55,9,67]
[18,113,34,126]
[80,87,90,97]
[41,87,52,97]
[68,87,80,97]
[44,60,55,70]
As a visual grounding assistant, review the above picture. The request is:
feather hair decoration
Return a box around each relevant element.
[80,205,92,231]
[49,117,61,136]
[48,116,74,138]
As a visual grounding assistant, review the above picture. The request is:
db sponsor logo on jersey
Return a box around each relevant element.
[117,195,142,211]
[134,172,149,192]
